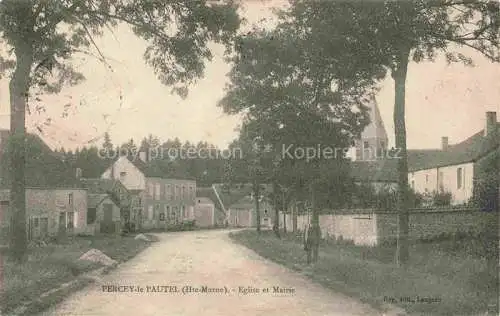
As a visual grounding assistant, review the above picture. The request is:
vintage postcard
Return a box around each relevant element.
[0,0,498,315]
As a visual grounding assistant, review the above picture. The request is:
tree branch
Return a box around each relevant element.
[93,12,170,42]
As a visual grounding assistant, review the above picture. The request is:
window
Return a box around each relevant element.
[120,171,127,180]
[175,185,180,199]
[182,205,186,218]
[155,184,161,200]
[189,186,194,199]
[457,167,463,189]
[67,212,75,229]
[87,208,97,224]
[182,186,186,199]
[363,141,369,149]
[148,183,154,197]
[68,193,73,205]
[165,205,170,218]
[173,206,178,223]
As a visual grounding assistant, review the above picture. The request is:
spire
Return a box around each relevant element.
[354,101,388,161]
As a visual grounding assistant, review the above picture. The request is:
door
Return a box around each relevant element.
[59,212,66,234]
[101,203,115,233]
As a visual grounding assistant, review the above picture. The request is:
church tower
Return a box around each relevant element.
[354,101,388,161]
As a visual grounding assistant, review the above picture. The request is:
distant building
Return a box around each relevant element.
[0,130,88,242]
[87,193,121,234]
[349,102,398,191]
[0,188,89,241]
[228,195,274,228]
[194,196,216,227]
[80,177,141,230]
[408,111,499,205]
[101,154,196,230]
[353,101,389,161]
[196,186,226,226]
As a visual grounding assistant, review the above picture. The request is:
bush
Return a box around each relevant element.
[166,220,196,232]
[432,190,453,206]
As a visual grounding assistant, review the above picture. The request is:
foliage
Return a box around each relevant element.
[0,0,241,261]
[471,148,499,212]
[431,189,453,206]
[279,0,498,265]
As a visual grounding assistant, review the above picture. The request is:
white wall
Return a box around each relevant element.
[439,162,474,204]
[102,156,146,191]
[409,168,439,194]
[280,212,378,246]
[409,162,474,205]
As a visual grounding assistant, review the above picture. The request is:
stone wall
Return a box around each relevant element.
[280,207,496,246]
[376,208,496,244]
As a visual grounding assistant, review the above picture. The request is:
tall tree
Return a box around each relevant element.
[220,25,373,259]
[102,132,113,152]
[0,0,240,261]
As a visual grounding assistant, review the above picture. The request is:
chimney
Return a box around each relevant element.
[75,168,82,179]
[485,111,497,137]
[441,137,449,151]
[139,151,147,162]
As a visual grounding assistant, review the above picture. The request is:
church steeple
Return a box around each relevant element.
[354,101,388,161]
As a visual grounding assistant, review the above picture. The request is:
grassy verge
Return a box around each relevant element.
[230,230,498,316]
[1,234,151,315]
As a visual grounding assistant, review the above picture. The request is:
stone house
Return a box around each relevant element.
[80,177,142,230]
[0,187,88,240]
[0,130,87,241]
[87,193,121,234]
[101,154,196,230]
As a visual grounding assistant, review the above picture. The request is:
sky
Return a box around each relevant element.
[0,0,498,151]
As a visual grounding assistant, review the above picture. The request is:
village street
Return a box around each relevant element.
[40,229,380,316]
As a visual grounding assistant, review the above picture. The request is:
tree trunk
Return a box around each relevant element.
[310,181,320,263]
[283,196,287,234]
[292,202,297,232]
[9,42,33,262]
[392,46,411,266]
[254,181,261,233]
[273,182,280,238]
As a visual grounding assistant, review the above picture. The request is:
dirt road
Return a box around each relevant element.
[41,230,381,316]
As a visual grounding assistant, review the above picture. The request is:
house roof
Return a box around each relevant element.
[106,156,195,180]
[230,195,271,210]
[350,159,399,183]
[0,130,82,188]
[87,193,115,209]
[196,197,214,204]
[127,156,162,178]
[196,186,224,217]
[407,124,499,172]
[212,183,273,211]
